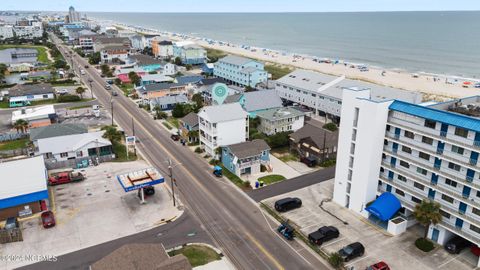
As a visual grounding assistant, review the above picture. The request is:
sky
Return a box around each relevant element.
[2,0,480,13]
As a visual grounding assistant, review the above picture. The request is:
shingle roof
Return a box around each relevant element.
[30,123,88,141]
[176,76,204,85]
[96,37,130,44]
[198,103,247,123]
[91,243,191,270]
[8,83,54,97]
[227,139,270,159]
[180,112,199,127]
[150,95,188,106]
[102,45,130,51]
[36,131,111,155]
[138,83,186,93]
[290,123,338,149]
[224,93,242,103]
[198,77,227,86]
[256,107,305,121]
[242,90,283,112]
[219,55,254,66]
[129,54,163,66]
[158,40,173,45]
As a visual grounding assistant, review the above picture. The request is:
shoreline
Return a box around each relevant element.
[96,18,480,99]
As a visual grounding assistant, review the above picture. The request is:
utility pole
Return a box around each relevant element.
[168,159,176,207]
[88,79,93,99]
[132,117,136,156]
[111,99,114,126]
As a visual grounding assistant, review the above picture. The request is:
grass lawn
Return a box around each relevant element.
[0,138,29,151]
[271,147,299,162]
[0,100,9,109]
[205,48,227,62]
[167,117,179,128]
[68,104,92,110]
[119,83,134,95]
[265,64,293,80]
[0,44,50,64]
[219,164,249,189]
[112,141,137,162]
[168,245,221,267]
[162,122,173,130]
[258,174,286,185]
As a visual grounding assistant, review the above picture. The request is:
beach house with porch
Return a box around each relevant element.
[213,55,268,88]
[221,139,271,177]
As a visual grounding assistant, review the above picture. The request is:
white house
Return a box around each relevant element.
[11,105,56,128]
[256,107,305,135]
[100,45,131,64]
[35,131,113,162]
[198,103,249,157]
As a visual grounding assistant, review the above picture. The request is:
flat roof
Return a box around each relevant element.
[117,168,164,192]
[198,103,247,123]
[11,105,56,122]
[0,156,48,209]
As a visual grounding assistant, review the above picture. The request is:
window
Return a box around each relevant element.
[441,194,454,203]
[440,209,451,219]
[60,152,68,158]
[422,136,433,145]
[411,196,421,204]
[473,208,480,217]
[448,162,461,171]
[454,127,469,138]
[413,182,425,190]
[76,151,83,157]
[400,160,410,168]
[395,189,405,196]
[445,179,457,188]
[451,145,465,155]
[398,175,407,182]
[404,130,414,139]
[419,152,430,161]
[416,167,428,175]
[424,119,436,129]
[402,146,412,154]
[471,224,480,234]
[477,190,480,198]
[386,125,391,132]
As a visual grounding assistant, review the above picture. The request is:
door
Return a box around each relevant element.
[462,186,471,199]
[431,228,440,242]
[470,151,479,166]
[434,157,442,169]
[428,188,436,199]
[455,218,464,229]
[466,169,475,182]
[392,143,399,153]
[459,202,467,214]
[390,157,397,167]
[437,141,445,154]
[431,173,438,185]
[394,128,401,139]
[440,123,448,137]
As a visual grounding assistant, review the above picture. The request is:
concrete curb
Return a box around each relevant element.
[153,214,180,226]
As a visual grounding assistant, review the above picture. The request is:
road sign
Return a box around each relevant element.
[126,136,136,146]
[212,83,229,105]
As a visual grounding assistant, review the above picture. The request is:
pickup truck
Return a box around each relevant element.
[48,171,85,186]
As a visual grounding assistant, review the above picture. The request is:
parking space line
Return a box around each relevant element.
[321,237,345,248]
[302,223,324,232]
[438,251,465,268]
[344,254,370,267]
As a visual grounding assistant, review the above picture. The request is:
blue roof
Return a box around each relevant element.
[365,192,401,221]
[0,190,49,209]
[390,100,480,133]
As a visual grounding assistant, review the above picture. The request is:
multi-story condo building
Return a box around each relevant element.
[256,107,305,135]
[333,88,480,264]
[13,25,43,39]
[100,45,131,64]
[275,69,422,123]
[0,25,14,39]
[198,103,249,157]
[214,55,268,88]
[78,34,98,54]
[152,39,174,59]
[68,6,81,23]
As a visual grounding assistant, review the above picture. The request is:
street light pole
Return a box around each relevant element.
[89,79,93,99]
[132,117,136,156]
[111,99,114,126]
[168,159,176,207]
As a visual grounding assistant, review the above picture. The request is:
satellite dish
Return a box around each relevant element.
[212,83,229,105]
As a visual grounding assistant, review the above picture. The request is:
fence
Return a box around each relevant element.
[44,154,115,170]
[0,132,28,143]
[0,148,30,158]
[0,228,23,244]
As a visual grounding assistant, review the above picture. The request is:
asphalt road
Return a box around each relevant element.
[41,34,330,270]
[19,211,212,270]
[247,167,336,202]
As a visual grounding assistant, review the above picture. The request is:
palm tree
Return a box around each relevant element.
[413,199,442,239]
[13,119,28,133]
[101,125,122,143]
[76,86,86,99]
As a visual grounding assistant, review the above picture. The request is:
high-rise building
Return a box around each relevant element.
[333,87,480,266]
[68,6,81,23]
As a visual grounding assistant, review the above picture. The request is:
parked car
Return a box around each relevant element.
[274,197,302,212]
[170,134,180,141]
[55,89,69,95]
[338,242,365,262]
[48,171,84,186]
[138,186,155,198]
[277,221,295,240]
[366,261,390,270]
[106,79,114,85]
[112,91,118,96]
[308,226,339,245]
[213,165,223,177]
[41,211,56,228]
[445,236,471,254]
[475,83,480,89]
[3,217,19,230]
[104,84,111,90]
[84,65,89,68]
[80,69,86,75]
[300,156,317,167]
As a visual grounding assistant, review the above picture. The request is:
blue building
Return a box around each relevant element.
[221,139,271,176]
[202,63,214,75]
[214,55,268,88]
[224,90,283,117]
[179,112,199,143]
[173,42,206,65]
[0,156,48,220]
[149,94,188,111]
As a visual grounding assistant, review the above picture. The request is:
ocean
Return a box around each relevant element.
[87,12,480,78]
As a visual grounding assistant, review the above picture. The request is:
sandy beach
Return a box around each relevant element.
[115,23,480,100]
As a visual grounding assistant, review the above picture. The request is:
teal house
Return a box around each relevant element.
[213,55,268,88]
[221,139,271,176]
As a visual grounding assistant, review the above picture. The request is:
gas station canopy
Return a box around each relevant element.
[117,168,164,192]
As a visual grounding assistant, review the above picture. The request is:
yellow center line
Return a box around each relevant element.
[112,98,285,269]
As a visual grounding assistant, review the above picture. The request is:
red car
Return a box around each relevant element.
[41,211,56,228]
[366,262,390,270]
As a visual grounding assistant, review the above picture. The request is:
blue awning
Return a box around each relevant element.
[365,192,401,221]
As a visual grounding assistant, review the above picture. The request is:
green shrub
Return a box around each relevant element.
[328,252,344,269]
[243,180,251,188]
[209,159,220,165]
[162,122,172,130]
[320,159,336,167]
[194,147,204,153]
[323,122,338,132]
[260,164,267,172]
[415,238,434,252]
[203,154,211,159]
[57,94,81,102]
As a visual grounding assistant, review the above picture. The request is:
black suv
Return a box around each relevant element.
[274,197,302,212]
[338,242,365,262]
[445,236,471,254]
[308,226,339,245]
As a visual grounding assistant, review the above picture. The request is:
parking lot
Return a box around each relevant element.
[263,180,478,270]
[0,160,182,270]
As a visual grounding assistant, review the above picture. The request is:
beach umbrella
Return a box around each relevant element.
[463,81,472,85]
